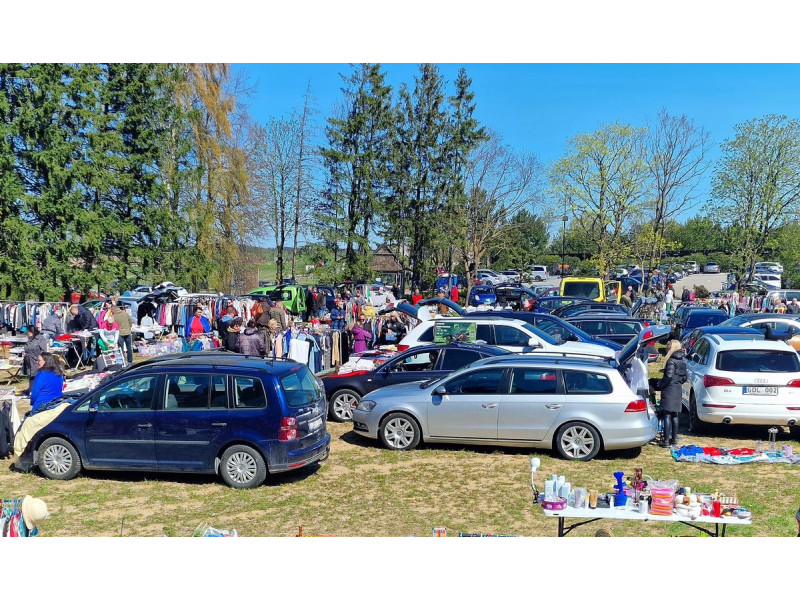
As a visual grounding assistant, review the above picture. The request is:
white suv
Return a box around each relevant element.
[682,332,800,431]
[476,269,506,285]
[396,316,616,359]
[529,265,548,282]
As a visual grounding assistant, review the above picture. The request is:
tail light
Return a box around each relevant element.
[397,344,409,352]
[787,380,800,388]
[278,417,298,442]
[643,321,650,327]
[703,375,735,387]
[624,398,648,412]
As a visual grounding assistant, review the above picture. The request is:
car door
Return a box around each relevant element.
[367,349,443,392]
[498,367,563,441]
[154,373,230,471]
[83,374,160,468]
[427,367,506,439]
[684,338,711,407]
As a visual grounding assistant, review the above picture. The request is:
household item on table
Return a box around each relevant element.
[768,427,779,453]
[649,480,677,516]
[589,489,598,509]
[612,471,627,508]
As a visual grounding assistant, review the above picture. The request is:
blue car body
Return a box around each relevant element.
[468,285,497,307]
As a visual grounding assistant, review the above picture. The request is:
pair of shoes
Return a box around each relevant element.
[658,442,670,448]
[670,440,678,446]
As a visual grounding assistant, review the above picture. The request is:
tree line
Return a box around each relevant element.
[2,63,798,301]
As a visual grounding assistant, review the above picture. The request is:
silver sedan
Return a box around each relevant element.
[351,355,657,461]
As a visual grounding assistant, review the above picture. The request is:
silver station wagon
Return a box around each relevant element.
[352,330,666,461]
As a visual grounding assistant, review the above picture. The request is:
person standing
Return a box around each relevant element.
[411,287,423,306]
[110,304,134,365]
[269,300,289,331]
[223,317,242,352]
[330,300,346,331]
[619,290,633,309]
[664,286,674,315]
[450,284,460,305]
[97,301,118,331]
[787,298,800,315]
[654,344,687,447]
[216,305,236,339]
[186,306,211,337]
[238,319,265,357]
[351,315,373,353]
[379,312,407,345]
[41,309,65,340]
[681,286,690,302]
[69,303,99,331]
[29,353,65,413]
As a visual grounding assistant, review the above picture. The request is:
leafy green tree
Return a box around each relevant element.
[489,209,549,269]
[708,114,800,281]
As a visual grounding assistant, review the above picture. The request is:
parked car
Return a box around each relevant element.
[703,262,721,274]
[528,265,549,282]
[681,333,800,432]
[534,296,594,314]
[719,314,800,351]
[681,325,764,354]
[500,270,521,283]
[493,284,538,310]
[82,298,139,325]
[476,269,506,285]
[753,274,782,290]
[755,261,783,274]
[467,285,497,307]
[321,343,509,422]
[531,285,559,297]
[352,329,665,459]
[765,289,800,304]
[671,307,730,341]
[685,261,699,274]
[248,284,307,315]
[551,301,631,319]
[396,316,616,359]
[564,314,650,347]
[14,353,331,489]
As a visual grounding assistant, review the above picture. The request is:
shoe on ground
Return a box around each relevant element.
[658,442,670,448]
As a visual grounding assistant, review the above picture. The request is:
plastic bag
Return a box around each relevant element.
[193,523,239,537]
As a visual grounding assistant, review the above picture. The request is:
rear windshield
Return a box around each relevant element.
[280,367,322,407]
[563,282,601,299]
[716,350,800,373]
[686,313,728,328]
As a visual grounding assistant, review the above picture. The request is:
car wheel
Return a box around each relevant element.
[220,445,267,489]
[38,437,82,480]
[688,395,706,434]
[555,422,601,461]
[328,389,361,422]
[378,412,421,451]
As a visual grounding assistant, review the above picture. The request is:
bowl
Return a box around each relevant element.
[541,497,568,510]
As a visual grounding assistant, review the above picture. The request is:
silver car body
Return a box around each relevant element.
[681,334,800,426]
[703,262,721,274]
[352,355,656,456]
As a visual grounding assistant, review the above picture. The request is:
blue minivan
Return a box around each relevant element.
[15,353,331,489]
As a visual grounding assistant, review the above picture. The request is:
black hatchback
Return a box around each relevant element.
[321,343,509,422]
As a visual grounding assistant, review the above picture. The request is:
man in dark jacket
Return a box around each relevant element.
[223,317,242,352]
[238,320,265,357]
[787,298,800,315]
[654,348,687,447]
[69,304,98,331]
[41,309,65,339]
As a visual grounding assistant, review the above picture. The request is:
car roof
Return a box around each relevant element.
[566,313,644,321]
[470,353,618,371]
[119,352,303,375]
[701,334,793,349]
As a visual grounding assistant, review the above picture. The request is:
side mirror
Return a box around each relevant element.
[88,402,99,413]
[689,353,699,363]
[568,333,580,342]
[434,385,447,395]
[528,337,544,349]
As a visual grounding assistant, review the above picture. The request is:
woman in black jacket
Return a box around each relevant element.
[655,347,687,447]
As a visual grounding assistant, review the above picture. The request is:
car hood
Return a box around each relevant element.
[362,380,430,401]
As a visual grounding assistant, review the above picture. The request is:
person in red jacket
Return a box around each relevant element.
[450,284,459,305]
[411,287,423,306]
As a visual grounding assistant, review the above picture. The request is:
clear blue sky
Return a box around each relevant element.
[235,63,800,230]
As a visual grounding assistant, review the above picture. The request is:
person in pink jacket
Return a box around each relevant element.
[351,315,373,353]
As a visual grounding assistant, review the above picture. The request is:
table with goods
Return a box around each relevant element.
[531,459,752,537]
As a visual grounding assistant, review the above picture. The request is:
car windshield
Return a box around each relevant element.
[522,322,560,345]
[563,281,601,299]
[716,350,800,373]
[687,313,728,328]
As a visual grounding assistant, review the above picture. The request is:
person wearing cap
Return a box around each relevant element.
[41,309,65,339]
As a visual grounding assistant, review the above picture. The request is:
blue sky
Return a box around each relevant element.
[235,63,800,228]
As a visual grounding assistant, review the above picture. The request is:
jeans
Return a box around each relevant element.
[663,410,679,444]
[119,334,133,365]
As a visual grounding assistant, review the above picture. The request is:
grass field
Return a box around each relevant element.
[3,346,799,538]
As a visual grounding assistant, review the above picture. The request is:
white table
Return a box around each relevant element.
[541,504,751,537]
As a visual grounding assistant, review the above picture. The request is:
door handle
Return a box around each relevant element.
[545,404,563,410]
[481,403,498,409]
[211,422,227,427]
[138,423,152,428]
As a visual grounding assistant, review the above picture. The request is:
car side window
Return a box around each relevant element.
[509,369,558,394]
[576,321,605,336]
[693,339,710,365]
[210,375,227,408]
[391,350,440,372]
[608,321,639,335]
[563,371,612,394]
[494,325,530,346]
[234,376,268,409]
[444,368,505,395]
[164,374,211,410]
[475,324,492,344]
[418,326,435,343]
[97,375,158,411]
[536,320,569,342]
[439,349,481,371]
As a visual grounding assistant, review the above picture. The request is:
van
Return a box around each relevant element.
[529,265,548,281]
[249,284,307,315]
[15,354,331,489]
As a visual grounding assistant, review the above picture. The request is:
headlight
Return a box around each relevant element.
[357,400,377,412]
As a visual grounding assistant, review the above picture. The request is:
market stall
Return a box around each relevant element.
[533,461,752,537]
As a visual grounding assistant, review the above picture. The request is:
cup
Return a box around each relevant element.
[684,486,691,496]
[589,490,598,509]
[639,501,648,514]
[609,495,615,508]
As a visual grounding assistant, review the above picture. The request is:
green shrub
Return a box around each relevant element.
[694,284,710,298]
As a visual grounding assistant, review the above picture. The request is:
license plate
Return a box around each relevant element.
[742,386,778,396]
[308,417,323,431]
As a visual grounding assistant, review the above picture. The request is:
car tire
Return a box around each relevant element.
[555,422,601,461]
[688,394,707,434]
[378,412,421,451]
[220,445,267,489]
[37,437,82,481]
[328,389,362,423]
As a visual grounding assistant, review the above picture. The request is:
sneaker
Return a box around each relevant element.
[658,442,670,448]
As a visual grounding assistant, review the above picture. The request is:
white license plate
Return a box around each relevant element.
[742,386,778,396]
[308,417,323,431]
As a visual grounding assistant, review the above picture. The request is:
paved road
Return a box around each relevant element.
[537,272,730,295]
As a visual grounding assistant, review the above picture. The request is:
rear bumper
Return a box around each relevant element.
[267,433,331,473]
[698,406,800,426]
[602,419,658,450]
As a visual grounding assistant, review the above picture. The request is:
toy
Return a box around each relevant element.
[627,468,647,507]
[612,471,627,507]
